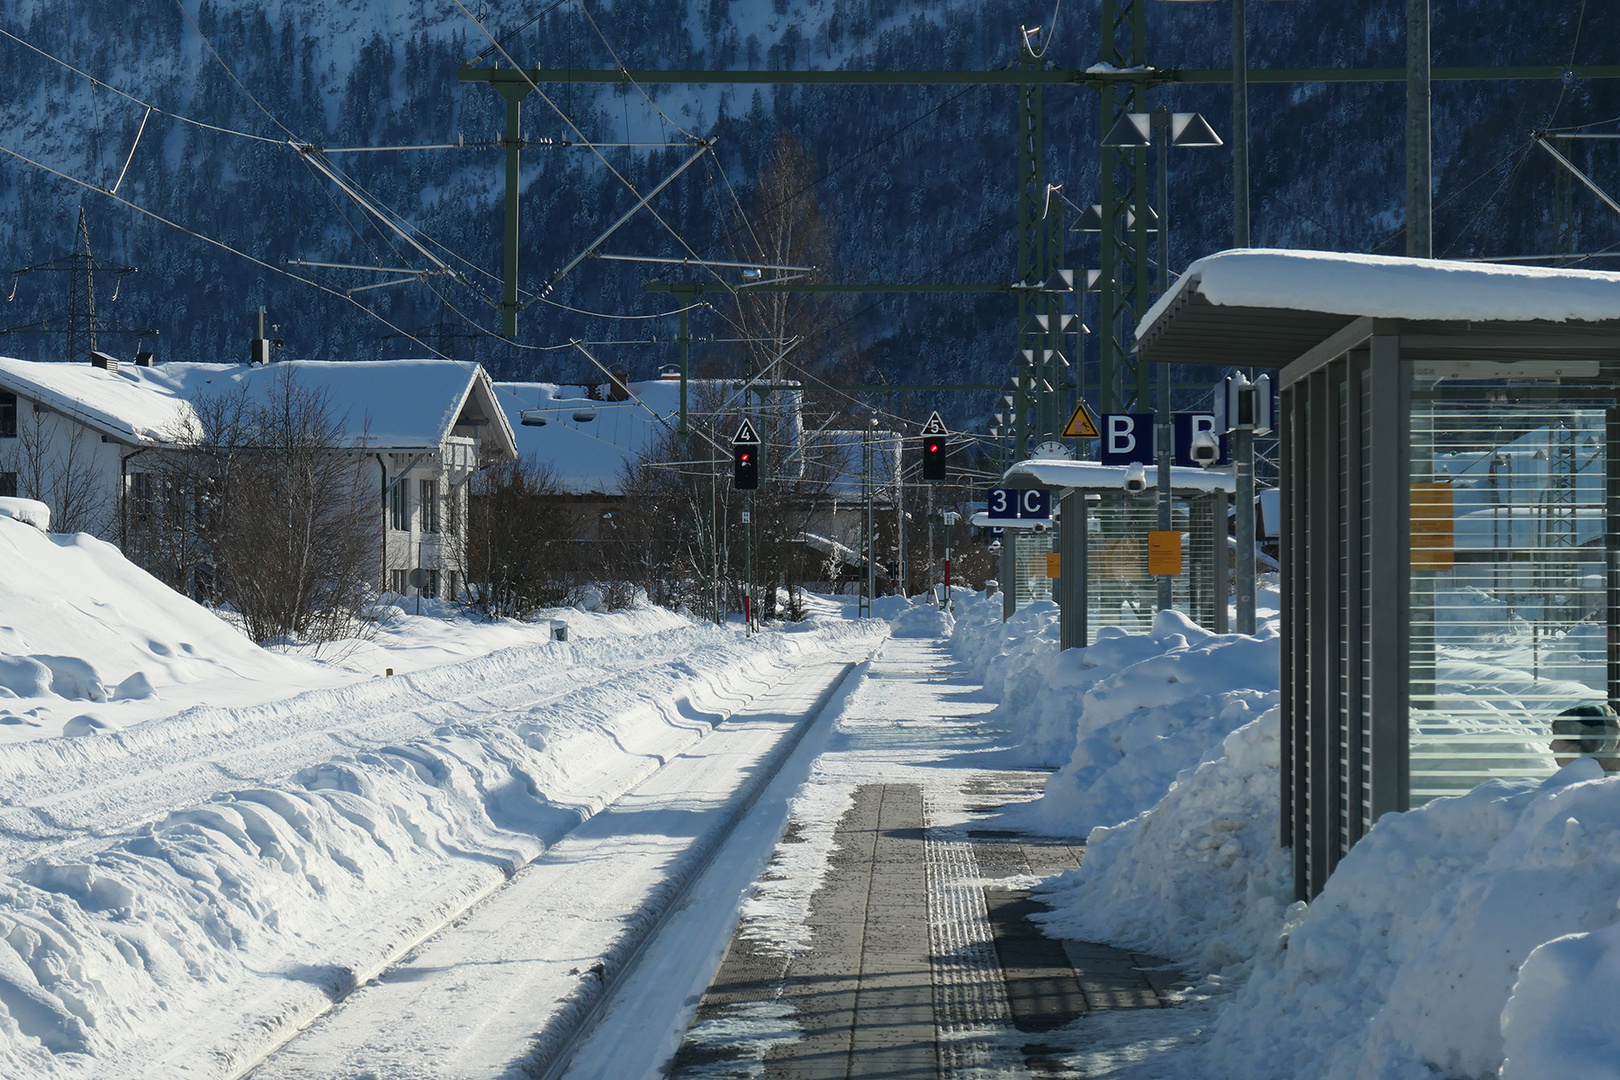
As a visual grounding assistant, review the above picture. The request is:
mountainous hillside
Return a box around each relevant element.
[0,0,1614,427]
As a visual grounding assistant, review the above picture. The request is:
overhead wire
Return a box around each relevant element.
[450,0,737,301]
[0,140,454,361]
[0,25,287,145]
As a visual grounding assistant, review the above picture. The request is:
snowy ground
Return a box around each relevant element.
[0,516,893,1078]
[945,585,1620,1080]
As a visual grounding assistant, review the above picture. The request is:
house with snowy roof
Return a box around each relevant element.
[0,352,516,600]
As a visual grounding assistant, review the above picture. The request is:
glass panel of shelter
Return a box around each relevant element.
[1406,366,1618,806]
[1084,494,1218,644]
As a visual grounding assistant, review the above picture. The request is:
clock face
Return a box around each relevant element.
[1032,440,1073,460]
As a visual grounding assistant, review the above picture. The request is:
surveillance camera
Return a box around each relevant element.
[1190,430,1221,467]
[1123,462,1148,494]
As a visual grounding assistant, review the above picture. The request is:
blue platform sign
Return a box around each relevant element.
[1172,412,1229,467]
[985,487,1051,521]
[1101,413,1229,467]
[1099,413,1154,465]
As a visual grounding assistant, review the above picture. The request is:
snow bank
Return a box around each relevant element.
[950,589,1278,833]
[889,602,952,638]
[1009,615,1277,835]
[0,498,48,531]
[0,518,309,735]
[1198,761,1620,1080]
[1035,710,1292,974]
[0,618,881,1078]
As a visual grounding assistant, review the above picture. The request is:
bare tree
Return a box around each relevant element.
[127,369,376,644]
[465,454,578,618]
[0,403,114,536]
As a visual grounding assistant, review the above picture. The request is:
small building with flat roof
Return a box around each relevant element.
[1136,249,1620,899]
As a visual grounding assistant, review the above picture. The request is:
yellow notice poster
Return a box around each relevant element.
[1046,552,1061,578]
[1147,530,1183,576]
[1411,482,1455,571]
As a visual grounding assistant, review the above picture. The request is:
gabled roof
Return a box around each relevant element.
[0,357,516,456]
[1136,250,1620,370]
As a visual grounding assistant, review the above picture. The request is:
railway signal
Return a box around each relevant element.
[921,411,948,482]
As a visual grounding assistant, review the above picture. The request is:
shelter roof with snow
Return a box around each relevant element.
[1136,250,1620,371]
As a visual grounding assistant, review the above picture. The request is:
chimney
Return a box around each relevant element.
[250,307,271,364]
[90,350,119,374]
[608,369,630,402]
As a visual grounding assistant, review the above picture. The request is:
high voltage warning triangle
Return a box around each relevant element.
[1061,401,1100,439]
[731,418,761,445]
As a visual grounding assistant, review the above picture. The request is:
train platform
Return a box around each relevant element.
[663,636,1187,1079]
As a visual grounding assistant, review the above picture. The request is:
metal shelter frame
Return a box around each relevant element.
[1138,251,1620,900]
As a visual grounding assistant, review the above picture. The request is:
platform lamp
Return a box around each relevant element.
[1103,108,1222,612]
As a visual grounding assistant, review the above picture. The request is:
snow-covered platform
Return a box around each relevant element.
[650,637,1186,1079]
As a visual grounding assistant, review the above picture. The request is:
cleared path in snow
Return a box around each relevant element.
[660,637,1187,1079]
[244,655,864,1080]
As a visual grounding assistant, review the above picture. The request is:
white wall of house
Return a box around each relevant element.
[378,437,476,600]
[0,390,126,538]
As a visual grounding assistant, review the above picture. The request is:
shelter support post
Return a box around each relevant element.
[1366,335,1411,827]
[1001,540,1016,621]
[1234,426,1256,633]
[1609,407,1620,705]
[1059,490,1088,649]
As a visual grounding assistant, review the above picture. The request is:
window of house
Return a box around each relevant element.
[389,568,408,595]
[420,478,440,534]
[389,479,408,532]
[127,472,154,521]
[421,569,439,599]
[0,471,15,498]
[0,392,15,438]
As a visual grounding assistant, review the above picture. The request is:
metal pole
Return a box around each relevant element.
[1235,425,1256,632]
[1155,116,1174,613]
[495,84,526,336]
[1232,0,1250,247]
[677,295,690,435]
[744,491,753,633]
[1406,0,1432,258]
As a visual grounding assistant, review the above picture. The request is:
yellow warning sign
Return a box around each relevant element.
[1147,530,1184,576]
[1061,401,1100,439]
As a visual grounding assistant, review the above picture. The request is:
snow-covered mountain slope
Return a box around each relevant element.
[2,1,1610,422]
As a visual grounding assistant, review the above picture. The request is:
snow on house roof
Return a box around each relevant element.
[1136,249,1620,369]
[0,357,511,454]
[0,356,196,443]
[496,377,803,496]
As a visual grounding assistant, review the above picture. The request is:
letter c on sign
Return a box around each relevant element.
[1021,489,1043,517]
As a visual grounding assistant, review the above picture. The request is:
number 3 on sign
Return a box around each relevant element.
[988,488,1011,516]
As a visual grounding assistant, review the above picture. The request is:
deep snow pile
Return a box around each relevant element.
[1034,709,1292,975]
[982,594,1620,1077]
[0,517,315,737]
[0,616,881,1078]
[1190,761,1620,1080]
[949,590,1278,834]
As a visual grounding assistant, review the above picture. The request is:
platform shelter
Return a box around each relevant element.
[1136,249,1620,898]
[998,459,1234,646]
